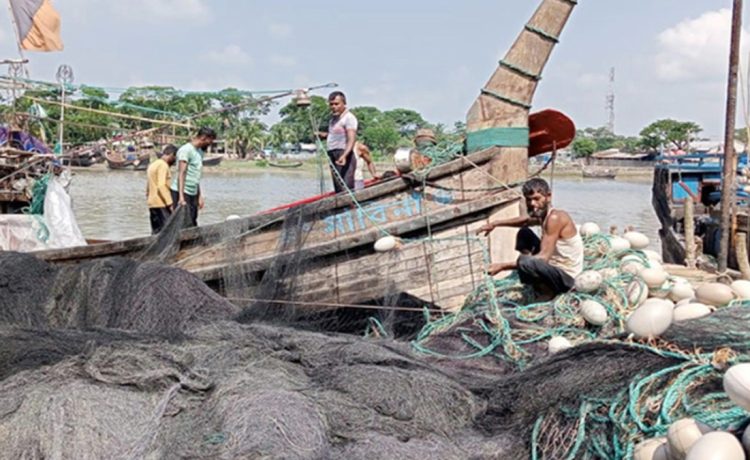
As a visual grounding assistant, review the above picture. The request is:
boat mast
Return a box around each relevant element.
[466,0,576,184]
[718,0,743,272]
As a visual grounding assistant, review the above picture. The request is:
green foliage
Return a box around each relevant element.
[638,119,702,152]
[736,128,748,148]
[362,117,401,155]
[277,95,329,143]
[0,84,450,159]
[571,137,597,158]
[383,108,427,137]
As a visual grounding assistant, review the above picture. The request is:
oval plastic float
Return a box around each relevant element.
[723,363,750,412]
[626,299,673,339]
[548,336,572,354]
[580,299,608,326]
[673,303,712,322]
[696,283,735,307]
[574,271,603,293]
[624,231,650,250]
[685,432,744,460]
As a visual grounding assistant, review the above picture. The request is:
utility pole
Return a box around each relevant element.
[606,67,615,134]
[718,0,743,272]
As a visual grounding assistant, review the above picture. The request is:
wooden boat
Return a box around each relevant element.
[269,160,303,169]
[105,151,135,170]
[582,167,617,179]
[203,154,223,167]
[33,0,578,311]
[652,153,738,267]
[133,152,151,171]
[0,128,55,213]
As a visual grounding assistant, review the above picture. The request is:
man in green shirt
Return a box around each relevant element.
[170,127,217,227]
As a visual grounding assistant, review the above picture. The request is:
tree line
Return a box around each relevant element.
[5,87,740,158]
[571,119,748,157]
[0,88,464,159]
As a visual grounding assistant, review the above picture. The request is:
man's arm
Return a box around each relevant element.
[476,215,540,236]
[197,185,204,210]
[156,166,172,207]
[177,160,188,206]
[534,211,564,262]
[360,146,379,178]
[336,128,357,165]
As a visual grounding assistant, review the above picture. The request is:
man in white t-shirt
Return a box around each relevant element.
[318,91,358,192]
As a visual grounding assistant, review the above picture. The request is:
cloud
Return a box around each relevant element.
[205,45,252,66]
[112,0,211,23]
[269,22,293,39]
[269,55,297,67]
[654,8,750,82]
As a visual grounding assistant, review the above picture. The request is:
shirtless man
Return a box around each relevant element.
[476,178,583,296]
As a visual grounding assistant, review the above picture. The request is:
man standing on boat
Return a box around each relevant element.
[476,178,583,298]
[318,91,358,192]
[146,144,177,234]
[171,127,217,227]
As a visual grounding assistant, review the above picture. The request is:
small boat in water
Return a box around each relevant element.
[202,154,223,167]
[133,152,151,171]
[104,151,135,170]
[582,167,617,179]
[269,160,303,169]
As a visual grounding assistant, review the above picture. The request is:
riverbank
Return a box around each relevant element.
[73,158,656,180]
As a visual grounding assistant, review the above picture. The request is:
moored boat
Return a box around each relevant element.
[582,167,617,179]
[104,151,135,170]
[34,0,578,312]
[202,154,223,167]
[269,160,303,169]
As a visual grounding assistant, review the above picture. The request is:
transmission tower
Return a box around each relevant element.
[606,67,615,133]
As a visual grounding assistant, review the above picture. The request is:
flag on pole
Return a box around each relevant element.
[8,0,63,52]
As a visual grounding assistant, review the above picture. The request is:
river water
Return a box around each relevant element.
[67,169,659,249]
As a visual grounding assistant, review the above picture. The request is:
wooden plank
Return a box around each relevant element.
[185,189,517,281]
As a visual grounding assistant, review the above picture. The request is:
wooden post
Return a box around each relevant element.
[735,232,750,279]
[719,0,743,272]
[684,197,696,269]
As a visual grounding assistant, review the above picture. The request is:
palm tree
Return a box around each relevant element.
[227,120,267,159]
[268,124,297,152]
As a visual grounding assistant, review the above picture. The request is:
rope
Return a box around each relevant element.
[498,59,541,81]
[524,25,560,43]
[224,296,446,314]
[479,89,532,109]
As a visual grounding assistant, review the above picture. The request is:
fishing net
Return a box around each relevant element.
[413,234,655,372]
[2,285,750,459]
[0,251,238,338]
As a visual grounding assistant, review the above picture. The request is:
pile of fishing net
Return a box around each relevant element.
[409,228,750,458]
[6,227,750,458]
[0,251,238,337]
[4,303,750,458]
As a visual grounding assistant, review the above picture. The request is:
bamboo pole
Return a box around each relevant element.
[23,96,192,128]
[684,198,696,269]
[719,0,743,272]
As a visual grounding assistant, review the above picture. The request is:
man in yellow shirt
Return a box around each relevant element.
[146,145,177,234]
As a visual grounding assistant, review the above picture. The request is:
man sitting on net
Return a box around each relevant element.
[476,178,583,298]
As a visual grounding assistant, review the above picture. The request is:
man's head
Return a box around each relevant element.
[161,144,178,166]
[522,178,552,219]
[194,127,217,150]
[328,91,347,116]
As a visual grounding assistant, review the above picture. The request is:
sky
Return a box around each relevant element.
[1,0,750,139]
